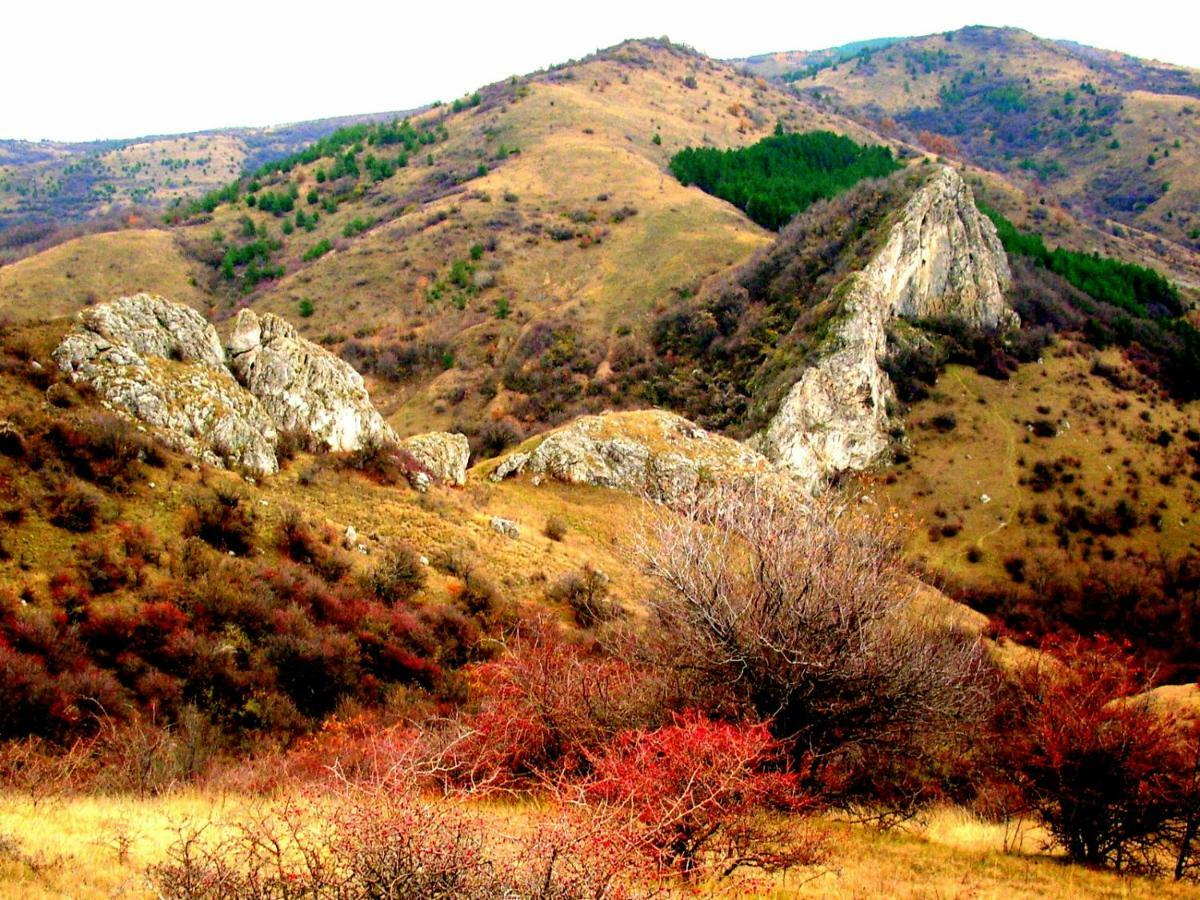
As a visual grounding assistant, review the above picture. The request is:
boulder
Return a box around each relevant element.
[400,432,471,486]
[53,295,279,475]
[226,308,397,452]
[490,516,520,539]
[73,292,227,368]
[488,410,776,497]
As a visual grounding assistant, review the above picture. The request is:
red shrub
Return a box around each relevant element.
[1000,636,1196,874]
[440,627,665,790]
[584,711,825,879]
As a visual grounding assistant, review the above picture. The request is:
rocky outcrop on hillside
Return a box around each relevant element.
[400,432,470,486]
[488,409,776,496]
[71,292,227,368]
[757,167,1015,492]
[227,309,397,452]
[53,294,279,474]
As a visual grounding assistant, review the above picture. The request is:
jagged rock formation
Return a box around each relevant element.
[53,294,279,475]
[757,167,1015,492]
[400,432,471,486]
[488,409,776,496]
[227,309,397,453]
[53,295,406,477]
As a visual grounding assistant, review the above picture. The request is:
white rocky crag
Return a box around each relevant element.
[53,294,280,474]
[489,409,777,497]
[226,308,397,452]
[757,166,1015,493]
[53,296,407,478]
[400,432,471,486]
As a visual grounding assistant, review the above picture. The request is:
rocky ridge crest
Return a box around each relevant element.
[756,166,1015,492]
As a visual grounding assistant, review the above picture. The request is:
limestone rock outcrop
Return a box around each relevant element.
[488,409,776,496]
[53,294,279,475]
[226,309,397,452]
[757,166,1015,492]
[400,432,470,486]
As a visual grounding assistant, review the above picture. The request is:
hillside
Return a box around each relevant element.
[165,40,887,447]
[738,26,1200,261]
[3,30,1200,895]
[0,109,420,263]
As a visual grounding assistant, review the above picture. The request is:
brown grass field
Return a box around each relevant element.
[2,792,1195,898]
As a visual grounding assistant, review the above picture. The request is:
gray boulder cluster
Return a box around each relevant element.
[53,294,468,483]
[489,409,778,497]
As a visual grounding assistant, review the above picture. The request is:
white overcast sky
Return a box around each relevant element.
[4,0,1197,143]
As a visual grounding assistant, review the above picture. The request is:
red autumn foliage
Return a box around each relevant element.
[998,636,1200,876]
[437,625,668,790]
[584,711,826,879]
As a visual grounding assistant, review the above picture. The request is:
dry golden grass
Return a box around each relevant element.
[1,792,1193,899]
[0,230,209,321]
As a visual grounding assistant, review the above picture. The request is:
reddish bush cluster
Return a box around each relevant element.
[993,637,1200,877]
[958,550,1200,679]
[585,711,825,879]
[0,520,502,742]
[436,628,667,790]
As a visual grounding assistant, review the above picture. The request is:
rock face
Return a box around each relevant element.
[53,294,279,475]
[488,410,776,496]
[400,432,470,486]
[226,309,396,452]
[71,292,228,369]
[53,295,404,478]
[757,167,1015,492]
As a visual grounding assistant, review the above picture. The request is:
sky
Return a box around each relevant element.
[4,0,1198,143]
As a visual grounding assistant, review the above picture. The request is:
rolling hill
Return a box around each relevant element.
[2,28,1200,896]
[0,109,422,263]
[737,26,1200,261]
[0,37,1196,662]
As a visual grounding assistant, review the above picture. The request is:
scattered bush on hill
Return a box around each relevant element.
[182,486,256,555]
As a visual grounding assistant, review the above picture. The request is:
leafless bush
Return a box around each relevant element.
[150,775,653,898]
[634,477,996,805]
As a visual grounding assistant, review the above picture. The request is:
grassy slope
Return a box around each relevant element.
[200,40,886,437]
[0,230,210,320]
[867,343,1200,590]
[742,27,1200,272]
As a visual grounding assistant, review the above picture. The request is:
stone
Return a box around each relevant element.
[226,308,397,453]
[53,295,279,475]
[757,167,1017,492]
[488,410,777,497]
[400,432,471,486]
[490,516,520,539]
[490,451,530,482]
